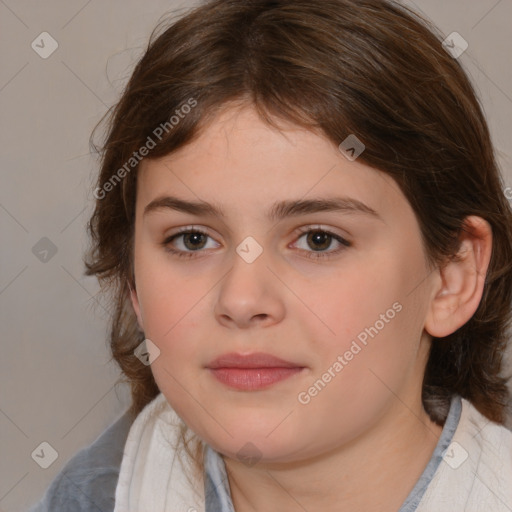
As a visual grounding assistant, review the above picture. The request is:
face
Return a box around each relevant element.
[130,104,437,464]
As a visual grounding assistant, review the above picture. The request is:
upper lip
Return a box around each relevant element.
[207,352,303,369]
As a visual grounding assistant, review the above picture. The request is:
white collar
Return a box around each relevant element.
[114,392,206,512]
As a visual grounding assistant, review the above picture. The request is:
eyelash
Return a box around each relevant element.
[161,226,351,261]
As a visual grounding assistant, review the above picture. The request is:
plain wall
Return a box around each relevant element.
[0,1,511,510]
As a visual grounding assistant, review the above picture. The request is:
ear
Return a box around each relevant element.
[424,216,492,338]
[128,280,145,331]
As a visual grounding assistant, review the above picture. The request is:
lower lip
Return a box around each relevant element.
[208,367,304,390]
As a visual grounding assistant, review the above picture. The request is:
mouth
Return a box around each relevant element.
[206,352,306,391]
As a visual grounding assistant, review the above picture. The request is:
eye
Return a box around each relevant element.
[292,226,351,260]
[162,227,219,259]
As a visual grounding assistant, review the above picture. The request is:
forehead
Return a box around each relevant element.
[136,104,405,224]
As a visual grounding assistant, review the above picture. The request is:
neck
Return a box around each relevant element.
[223,398,444,512]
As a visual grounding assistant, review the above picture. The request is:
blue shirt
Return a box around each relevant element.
[30,395,463,512]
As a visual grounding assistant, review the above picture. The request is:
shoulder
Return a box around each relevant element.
[460,398,512,479]
[29,409,135,512]
[460,397,512,460]
[418,397,512,511]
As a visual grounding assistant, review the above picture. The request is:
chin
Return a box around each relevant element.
[200,423,307,463]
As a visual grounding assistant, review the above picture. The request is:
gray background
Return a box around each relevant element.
[0,1,511,510]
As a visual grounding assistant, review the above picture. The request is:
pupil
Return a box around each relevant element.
[185,233,205,249]
[308,232,330,251]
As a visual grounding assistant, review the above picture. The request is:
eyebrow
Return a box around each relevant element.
[143,195,382,222]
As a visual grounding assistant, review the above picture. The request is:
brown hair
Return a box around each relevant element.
[86,0,512,450]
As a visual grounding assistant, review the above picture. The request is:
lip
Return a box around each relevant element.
[207,352,302,369]
[206,352,305,391]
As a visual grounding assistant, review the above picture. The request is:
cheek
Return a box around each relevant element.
[139,282,205,410]
[300,251,425,390]
[133,250,204,361]
[138,282,202,352]
[299,255,403,349]
[134,237,188,322]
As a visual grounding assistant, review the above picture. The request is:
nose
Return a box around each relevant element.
[213,246,285,329]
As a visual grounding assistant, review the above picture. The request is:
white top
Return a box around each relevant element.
[114,393,512,511]
[414,396,512,511]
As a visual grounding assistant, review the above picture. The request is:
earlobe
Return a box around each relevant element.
[424,216,492,338]
[128,280,145,331]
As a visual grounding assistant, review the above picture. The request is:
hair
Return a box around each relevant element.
[85,0,512,475]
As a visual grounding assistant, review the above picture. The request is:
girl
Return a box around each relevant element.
[31,0,512,510]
